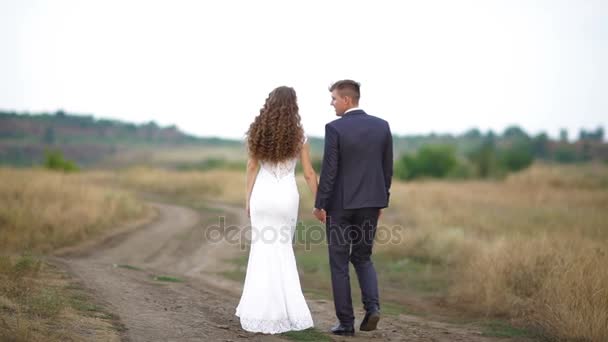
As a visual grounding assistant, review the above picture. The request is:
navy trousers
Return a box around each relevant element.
[326,207,380,325]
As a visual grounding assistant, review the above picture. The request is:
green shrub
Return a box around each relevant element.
[395,145,458,180]
[43,150,79,172]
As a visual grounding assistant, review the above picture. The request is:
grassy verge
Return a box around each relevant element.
[152,275,184,283]
[0,254,124,342]
[479,319,544,339]
[281,328,332,341]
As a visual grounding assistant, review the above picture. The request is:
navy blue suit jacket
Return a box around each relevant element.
[314,109,393,212]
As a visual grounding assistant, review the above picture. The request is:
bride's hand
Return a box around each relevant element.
[246,201,250,218]
[312,208,326,224]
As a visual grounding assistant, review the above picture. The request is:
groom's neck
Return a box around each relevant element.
[339,105,359,116]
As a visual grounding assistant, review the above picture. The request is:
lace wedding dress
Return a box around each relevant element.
[235,142,314,334]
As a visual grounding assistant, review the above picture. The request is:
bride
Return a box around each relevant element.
[235,86,318,334]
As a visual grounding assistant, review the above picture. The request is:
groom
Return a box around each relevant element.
[313,79,393,336]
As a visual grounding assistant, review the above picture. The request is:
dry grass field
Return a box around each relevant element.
[0,167,147,254]
[1,162,606,341]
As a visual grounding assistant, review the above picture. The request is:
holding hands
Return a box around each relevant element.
[312,208,326,224]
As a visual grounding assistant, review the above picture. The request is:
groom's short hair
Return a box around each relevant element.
[329,80,360,104]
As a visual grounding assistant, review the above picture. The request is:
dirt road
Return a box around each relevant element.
[50,201,533,341]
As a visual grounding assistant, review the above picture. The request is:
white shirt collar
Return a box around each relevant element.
[344,107,362,114]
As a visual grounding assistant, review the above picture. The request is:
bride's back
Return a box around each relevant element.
[259,157,299,180]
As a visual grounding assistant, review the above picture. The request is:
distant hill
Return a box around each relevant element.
[1,110,606,168]
[0,110,241,166]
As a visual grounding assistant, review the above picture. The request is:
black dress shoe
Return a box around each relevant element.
[330,323,355,336]
[359,309,380,331]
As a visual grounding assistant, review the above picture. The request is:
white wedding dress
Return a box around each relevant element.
[235,144,314,334]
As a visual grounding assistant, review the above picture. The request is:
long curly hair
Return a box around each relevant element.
[246,86,305,163]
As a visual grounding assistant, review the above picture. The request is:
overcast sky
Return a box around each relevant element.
[1,0,606,140]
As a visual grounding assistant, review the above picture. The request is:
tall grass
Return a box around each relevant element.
[0,167,146,254]
[118,167,225,197]
[381,163,608,341]
[449,235,608,341]
[84,167,245,204]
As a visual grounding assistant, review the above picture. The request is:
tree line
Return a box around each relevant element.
[393,125,606,180]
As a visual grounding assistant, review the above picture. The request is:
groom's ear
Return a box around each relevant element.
[344,95,353,105]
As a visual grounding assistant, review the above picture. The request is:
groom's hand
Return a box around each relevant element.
[313,208,326,224]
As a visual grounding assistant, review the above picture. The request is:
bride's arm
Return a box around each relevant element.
[245,156,259,218]
[300,142,318,198]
